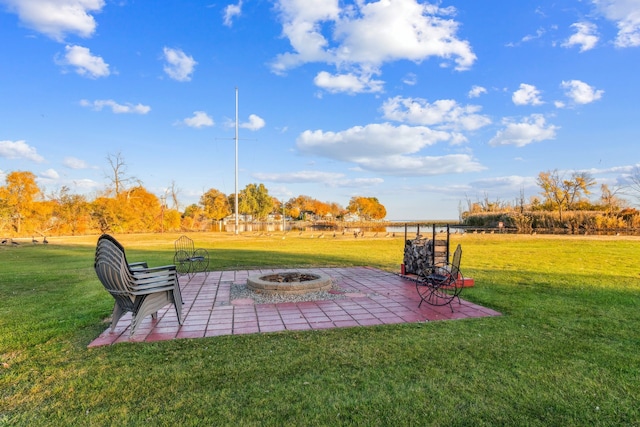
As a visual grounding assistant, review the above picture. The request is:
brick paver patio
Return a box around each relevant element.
[88,266,500,347]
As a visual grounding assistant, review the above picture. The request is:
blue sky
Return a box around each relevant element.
[1,0,639,220]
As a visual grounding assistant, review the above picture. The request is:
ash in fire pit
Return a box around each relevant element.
[247,271,332,295]
[261,272,319,283]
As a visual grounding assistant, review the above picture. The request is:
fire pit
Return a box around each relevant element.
[247,271,332,295]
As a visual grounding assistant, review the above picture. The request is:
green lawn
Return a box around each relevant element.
[1,232,639,425]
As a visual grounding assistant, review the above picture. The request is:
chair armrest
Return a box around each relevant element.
[133,271,177,285]
[130,264,177,286]
[133,275,176,286]
[128,262,149,270]
[130,284,177,295]
[132,271,178,290]
[138,264,177,272]
[130,265,177,277]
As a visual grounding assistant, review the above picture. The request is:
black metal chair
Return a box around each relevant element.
[173,235,209,279]
[416,244,464,312]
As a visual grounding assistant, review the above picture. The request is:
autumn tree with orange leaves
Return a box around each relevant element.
[0,171,42,234]
[347,196,386,220]
[200,188,231,221]
[0,161,385,237]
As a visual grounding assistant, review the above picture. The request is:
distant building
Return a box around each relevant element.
[343,213,361,222]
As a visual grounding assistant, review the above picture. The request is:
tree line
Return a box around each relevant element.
[461,169,640,233]
[0,155,386,237]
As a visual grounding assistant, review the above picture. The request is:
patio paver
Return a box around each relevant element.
[88,266,500,347]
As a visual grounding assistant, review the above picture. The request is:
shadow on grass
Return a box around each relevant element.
[2,241,640,425]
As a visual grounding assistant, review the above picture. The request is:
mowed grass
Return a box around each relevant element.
[1,232,639,425]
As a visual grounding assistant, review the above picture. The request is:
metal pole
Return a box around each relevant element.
[446,224,450,263]
[432,223,436,266]
[234,87,239,235]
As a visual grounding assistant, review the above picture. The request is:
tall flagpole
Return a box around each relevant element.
[234,87,239,235]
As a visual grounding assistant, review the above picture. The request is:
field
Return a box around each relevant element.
[1,232,639,425]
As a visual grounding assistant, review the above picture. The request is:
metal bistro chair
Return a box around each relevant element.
[174,235,209,279]
[416,244,464,312]
[94,234,184,336]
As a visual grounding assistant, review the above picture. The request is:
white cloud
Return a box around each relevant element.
[71,178,100,190]
[403,73,418,86]
[80,99,151,114]
[357,154,485,176]
[449,132,469,145]
[40,168,59,179]
[314,70,384,94]
[334,177,385,187]
[36,172,101,191]
[297,123,451,162]
[223,1,243,27]
[269,0,343,74]
[0,140,45,162]
[512,83,544,106]
[381,96,491,131]
[162,47,197,81]
[332,1,475,69]
[271,0,475,93]
[1,0,104,41]
[57,45,109,78]
[505,28,546,47]
[489,114,558,147]
[253,170,345,183]
[295,122,485,176]
[521,28,546,43]
[468,85,487,98]
[593,0,640,47]
[180,111,214,128]
[562,22,599,51]
[469,175,539,192]
[581,164,639,175]
[253,170,384,188]
[240,114,265,131]
[63,157,90,169]
[561,79,604,104]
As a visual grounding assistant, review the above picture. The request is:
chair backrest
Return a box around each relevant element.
[97,233,135,268]
[94,235,135,308]
[98,233,125,252]
[450,244,462,278]
[175,235,195,255]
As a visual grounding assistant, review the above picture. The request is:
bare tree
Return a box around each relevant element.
[624,166,640,205]
[517,187,526,213]
[567,171,596,208]
[600,184,625,215]
[105,152,138,196]
[464,193,473,214]
[537,169,596,221]
[168,180,181,211]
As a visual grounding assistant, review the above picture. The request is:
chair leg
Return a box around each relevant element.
[172,286,184,325]
[111,303,125,331]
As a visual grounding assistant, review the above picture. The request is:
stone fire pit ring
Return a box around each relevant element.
[247,271,332,295]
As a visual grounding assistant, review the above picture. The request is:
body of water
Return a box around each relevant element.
[223,221,462,236]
